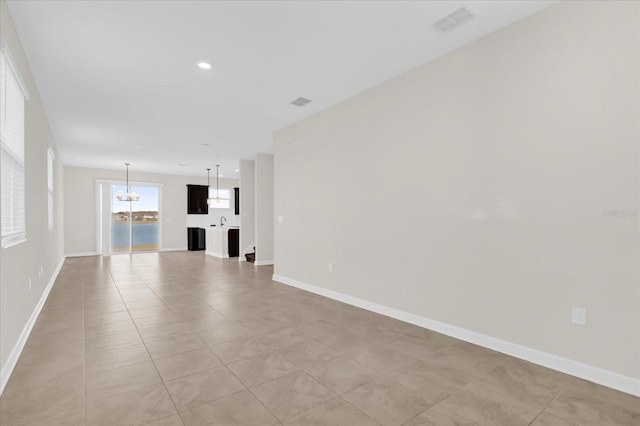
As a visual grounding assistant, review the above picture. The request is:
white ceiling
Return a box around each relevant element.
[7,0,554,178]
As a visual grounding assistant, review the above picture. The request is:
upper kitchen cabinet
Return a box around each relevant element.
[187,184,208,214]
[234,187,239,215]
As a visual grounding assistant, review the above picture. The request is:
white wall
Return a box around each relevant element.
[255,153,274,265]
[64,165,237,254]
[239,159,255,258]
[0,0,65,390]
[274,0,639,390]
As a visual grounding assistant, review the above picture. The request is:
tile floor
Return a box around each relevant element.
[1,252,638,425]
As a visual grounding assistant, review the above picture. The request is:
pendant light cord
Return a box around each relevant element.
[125,162,130,193]
[216,165,220,199]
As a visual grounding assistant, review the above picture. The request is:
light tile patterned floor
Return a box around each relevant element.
[1,252,638,425]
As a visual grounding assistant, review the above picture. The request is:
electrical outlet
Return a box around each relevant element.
[39,266,44,278]
[328,263,333,272]
[28,278,32,292]
[572,307,587,326]
[277,216,284,224]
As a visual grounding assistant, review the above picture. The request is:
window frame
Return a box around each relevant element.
[208,188,231,209]
[0,40,30,249]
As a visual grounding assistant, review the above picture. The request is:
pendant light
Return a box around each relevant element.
[206,168,212,206]
[214,164,221,203]
[115,163,140,201]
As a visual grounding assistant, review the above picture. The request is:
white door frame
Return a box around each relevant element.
[95,179,164,254]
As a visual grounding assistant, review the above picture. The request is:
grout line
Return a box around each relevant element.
[527,396,560,426]
[105,254,184,424]
[338,395,386,425]
[222,361,283,423]
[18,252,631,426]
[100,253,282,424]
[526,382,570,426]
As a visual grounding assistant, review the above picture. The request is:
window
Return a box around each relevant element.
[1,43,29,248]
[47,146,55,230]
[208,188,230,209]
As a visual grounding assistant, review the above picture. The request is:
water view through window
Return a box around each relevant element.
[111,185,159,252]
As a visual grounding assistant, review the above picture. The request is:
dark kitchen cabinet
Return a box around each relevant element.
[187,227,205,251]
[228,229,239,257]
[187,184,208,214]
[234,187,239,215]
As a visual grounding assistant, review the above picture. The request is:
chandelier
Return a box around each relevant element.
[207,164,221,205]
[116,163,140,201]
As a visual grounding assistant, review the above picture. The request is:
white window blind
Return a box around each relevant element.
[47,146,55,230]
[208,188,230,209]
[1,44,28,248]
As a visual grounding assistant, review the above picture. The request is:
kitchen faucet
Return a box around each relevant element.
[220,216,227,227]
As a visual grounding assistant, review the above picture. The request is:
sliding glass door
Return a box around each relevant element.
[97,180,162,254]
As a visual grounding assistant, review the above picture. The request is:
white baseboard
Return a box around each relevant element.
[65,251,97,257]
[254,260,274,266]
[272,274,640,397]
[1,257,65,396]
[67,248,187,257]
[206,250,229,258]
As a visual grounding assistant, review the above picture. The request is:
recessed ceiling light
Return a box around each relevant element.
[235,169,239,172]
[219,174,223,177]
[197,62,212,70]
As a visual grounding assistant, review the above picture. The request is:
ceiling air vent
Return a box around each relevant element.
[433,7,474,33]
[291,97,311,107]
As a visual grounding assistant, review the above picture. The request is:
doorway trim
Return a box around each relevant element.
[95,179,164,255]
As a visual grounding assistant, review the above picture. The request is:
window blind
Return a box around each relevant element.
[1,45,27,247]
